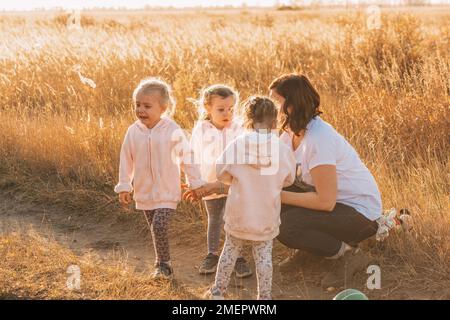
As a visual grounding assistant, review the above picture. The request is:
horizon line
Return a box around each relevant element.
[1,2,449,13]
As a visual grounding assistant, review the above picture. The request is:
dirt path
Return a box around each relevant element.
[0,193,418,300]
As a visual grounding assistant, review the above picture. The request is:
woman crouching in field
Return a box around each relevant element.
[269,74,382,289]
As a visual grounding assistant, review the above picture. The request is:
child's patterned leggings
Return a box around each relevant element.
[211,233,273,300]
[143,208,174,264]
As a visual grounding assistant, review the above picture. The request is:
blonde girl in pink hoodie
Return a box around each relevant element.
[203,96,296,300]
[114,77,204,280]
[189,85,252,278]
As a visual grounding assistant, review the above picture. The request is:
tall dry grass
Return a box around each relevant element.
[0,8,449,295]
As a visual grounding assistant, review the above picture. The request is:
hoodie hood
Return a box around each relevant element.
[215,129,297,242]
[194,119,243,135]
[243,131,278,169]
[134,116,171,132]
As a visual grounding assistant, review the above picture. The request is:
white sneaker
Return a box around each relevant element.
[203,288,225,300]
[151,262,173,280]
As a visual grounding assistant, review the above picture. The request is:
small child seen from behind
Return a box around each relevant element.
[204,96,296,300]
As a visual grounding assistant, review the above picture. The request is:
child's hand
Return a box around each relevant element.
[182,182,222,202]
[181,183,198,202]
[183,189,199,202]
[119,192,132,211]
[186,182,219,202]
[196,183,216,198]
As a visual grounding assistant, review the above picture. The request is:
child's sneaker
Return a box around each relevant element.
[203,287,225,300]
[234,257,253,278]
[198,253,219,275]
[152,262,173,280]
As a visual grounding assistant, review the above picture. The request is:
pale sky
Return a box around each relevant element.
[0,0,447,10]
[1,0,273,10]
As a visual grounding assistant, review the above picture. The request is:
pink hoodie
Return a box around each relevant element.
[216,131,296,241]
[114,117,204,210]
[190,119,243,200]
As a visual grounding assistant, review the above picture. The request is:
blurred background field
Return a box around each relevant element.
[0,6,449,299]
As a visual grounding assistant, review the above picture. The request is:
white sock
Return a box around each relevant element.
[326,242,352,260]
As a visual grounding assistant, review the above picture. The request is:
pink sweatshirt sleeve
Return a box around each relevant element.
[216,163,233,185]
[189,122,203,168]
[215,141,234,185]
[176,127,205,190]
[114,128,134,193]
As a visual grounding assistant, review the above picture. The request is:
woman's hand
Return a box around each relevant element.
[281,165,337,212]
[119,192,132,211]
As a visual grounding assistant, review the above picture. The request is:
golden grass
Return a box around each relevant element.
[0,229,194,299]
[0,7,449,298]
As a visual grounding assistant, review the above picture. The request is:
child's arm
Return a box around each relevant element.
[182,180,230,202]
[114,128,134,195]
[198,180,230,196]
[175,127,205,190]
[215,141,235,185]
[216,164,233,185]
[189,122,203,168]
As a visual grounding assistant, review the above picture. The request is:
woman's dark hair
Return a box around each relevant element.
[269,73,322,136]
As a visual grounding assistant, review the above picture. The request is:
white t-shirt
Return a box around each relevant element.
[280,117,382,221]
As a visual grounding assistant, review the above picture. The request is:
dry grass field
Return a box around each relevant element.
[0,6,449,299]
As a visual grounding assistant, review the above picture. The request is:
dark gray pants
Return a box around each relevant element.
[277,185,378,257]
[204,197,227,255]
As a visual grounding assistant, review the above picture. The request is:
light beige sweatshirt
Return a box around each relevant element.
[114,117,204,210]
[190,119,243,200]
[216,131,296,241]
